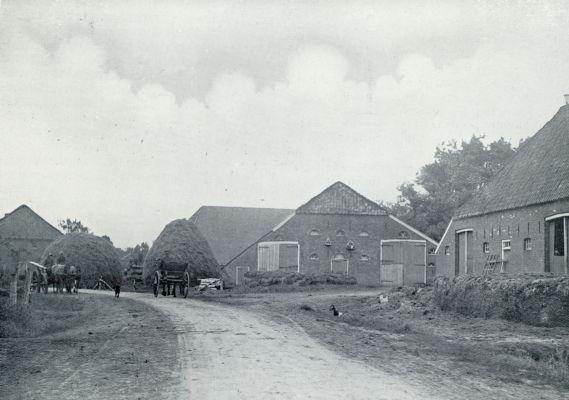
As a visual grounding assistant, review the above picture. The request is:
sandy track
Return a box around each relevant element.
[114,292,439,400]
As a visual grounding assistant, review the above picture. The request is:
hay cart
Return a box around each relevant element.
[152,261,196,298]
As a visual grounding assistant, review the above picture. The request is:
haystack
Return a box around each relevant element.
[40,233,122,287]
[142,219,220,285]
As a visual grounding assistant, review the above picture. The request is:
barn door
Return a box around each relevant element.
[456,230,473,275]
[380,241,426,286]
[235,266,249,285]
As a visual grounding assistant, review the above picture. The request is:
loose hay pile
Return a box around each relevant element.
[41,233,122,288]
[142,219,220,285]
[241,271,357,289]
[433,274,569,327]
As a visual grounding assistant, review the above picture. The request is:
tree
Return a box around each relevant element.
[122,242,150,266]
[58,218,90,234]
[391,136,518,241]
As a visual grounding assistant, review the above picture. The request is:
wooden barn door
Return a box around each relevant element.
[456,230,473,275]
[380,240,426,286]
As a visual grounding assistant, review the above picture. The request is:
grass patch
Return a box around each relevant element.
[0,294,87,338]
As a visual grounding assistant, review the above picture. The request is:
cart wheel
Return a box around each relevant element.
[153,271,160,297]
[183,272,190,298]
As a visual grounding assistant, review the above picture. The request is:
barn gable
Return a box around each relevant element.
[456,105,569,219]
[189,206,293,265]
[296,181,387,216]
[0,205,61,240]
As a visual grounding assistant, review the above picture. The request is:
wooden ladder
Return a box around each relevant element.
[482,254,503,275]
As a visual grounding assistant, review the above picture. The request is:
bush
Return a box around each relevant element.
[433,274,569,327]
[241,271,357,288]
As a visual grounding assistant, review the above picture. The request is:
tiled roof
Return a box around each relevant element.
[0,205,62,240]
[296,182,387,215]
[456,105,569,219]
[189,206,293,265]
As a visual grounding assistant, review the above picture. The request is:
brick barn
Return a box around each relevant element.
[436,103,569,276]
[191,182,437,286]
[0,205,62,269]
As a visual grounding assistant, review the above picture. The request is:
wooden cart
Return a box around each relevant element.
[152,261,195,298]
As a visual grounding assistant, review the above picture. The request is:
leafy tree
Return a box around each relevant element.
[58,218,90,234]
[122,242,149,266]
[390,136,518,241]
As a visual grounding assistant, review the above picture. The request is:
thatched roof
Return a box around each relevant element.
[142,219,220,283]
[189,206,293,265]
[456,105,569,219]
[40,233,122,287]
[296,182,387,216]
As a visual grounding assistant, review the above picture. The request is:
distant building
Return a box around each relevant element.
[436,104,569,276]
[191,182,437,286]
[0,205,62,269]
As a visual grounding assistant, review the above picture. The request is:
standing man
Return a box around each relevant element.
[56,251,66,265]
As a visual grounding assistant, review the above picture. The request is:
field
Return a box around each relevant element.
[0,292,179,400]
[197,285,569,397]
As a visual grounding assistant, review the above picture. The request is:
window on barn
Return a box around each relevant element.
[502,240,511,250]
[524,238,532,251]
[444,246,450,255]
[360,254,370,261]
[483,242,489,253]
[398,231,410,239]
[554,219,564,256]
[336,230,345,237]
[427,247,436,255]
[309,253,319,260]
[309,229,320,236]
[359,231,369,237]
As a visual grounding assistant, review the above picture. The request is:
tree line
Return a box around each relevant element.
[380,136,523,241]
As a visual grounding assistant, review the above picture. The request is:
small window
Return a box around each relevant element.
[360,254,370,261]
[324,237,332,247]
[309,253,319,260]
[483,242,489,253]
[524,238,532,251]
[333,253,346,261]
[309,229,320,236]
[346,240,355,251]
[427,247,436,255]
[398,231,409,239]
[502,240,511,250]
[444,246,450,255]
[336,230,345,237]
[359,231,369,237]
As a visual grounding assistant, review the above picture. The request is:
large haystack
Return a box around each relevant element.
[40,233,122,287]
[142,219,220,284]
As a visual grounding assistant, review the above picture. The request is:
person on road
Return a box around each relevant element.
[44,253,55,268]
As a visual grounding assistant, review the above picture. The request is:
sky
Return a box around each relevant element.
[1,0,569,248]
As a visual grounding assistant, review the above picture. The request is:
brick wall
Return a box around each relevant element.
[435,199,569,276]
[225,213,436,286]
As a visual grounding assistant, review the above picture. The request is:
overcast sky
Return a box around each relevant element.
[1,0,569,248]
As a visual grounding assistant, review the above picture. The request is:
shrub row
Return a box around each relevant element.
[242,271,357,287]
[433,274,569,327]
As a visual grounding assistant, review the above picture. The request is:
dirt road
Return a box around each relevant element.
[114,292,434,400]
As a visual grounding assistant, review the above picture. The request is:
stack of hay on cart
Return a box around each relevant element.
[40,233,123,288]
[142,219,220,286]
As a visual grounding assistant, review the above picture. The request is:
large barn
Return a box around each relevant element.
[0,205,62,269]
[436,103,569,276]
[191,182,437,286]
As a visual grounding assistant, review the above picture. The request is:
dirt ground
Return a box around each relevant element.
[4,287,568,399]
[196,286,569,400]
[0,292,179,400]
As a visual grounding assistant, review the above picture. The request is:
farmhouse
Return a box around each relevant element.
[0,205,62,269]
[436,103,569,276]
[192,182,437,286]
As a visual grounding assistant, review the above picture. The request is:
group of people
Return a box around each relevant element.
[44,251,67,268]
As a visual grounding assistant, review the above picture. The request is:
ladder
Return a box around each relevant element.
[482,254,504,275]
